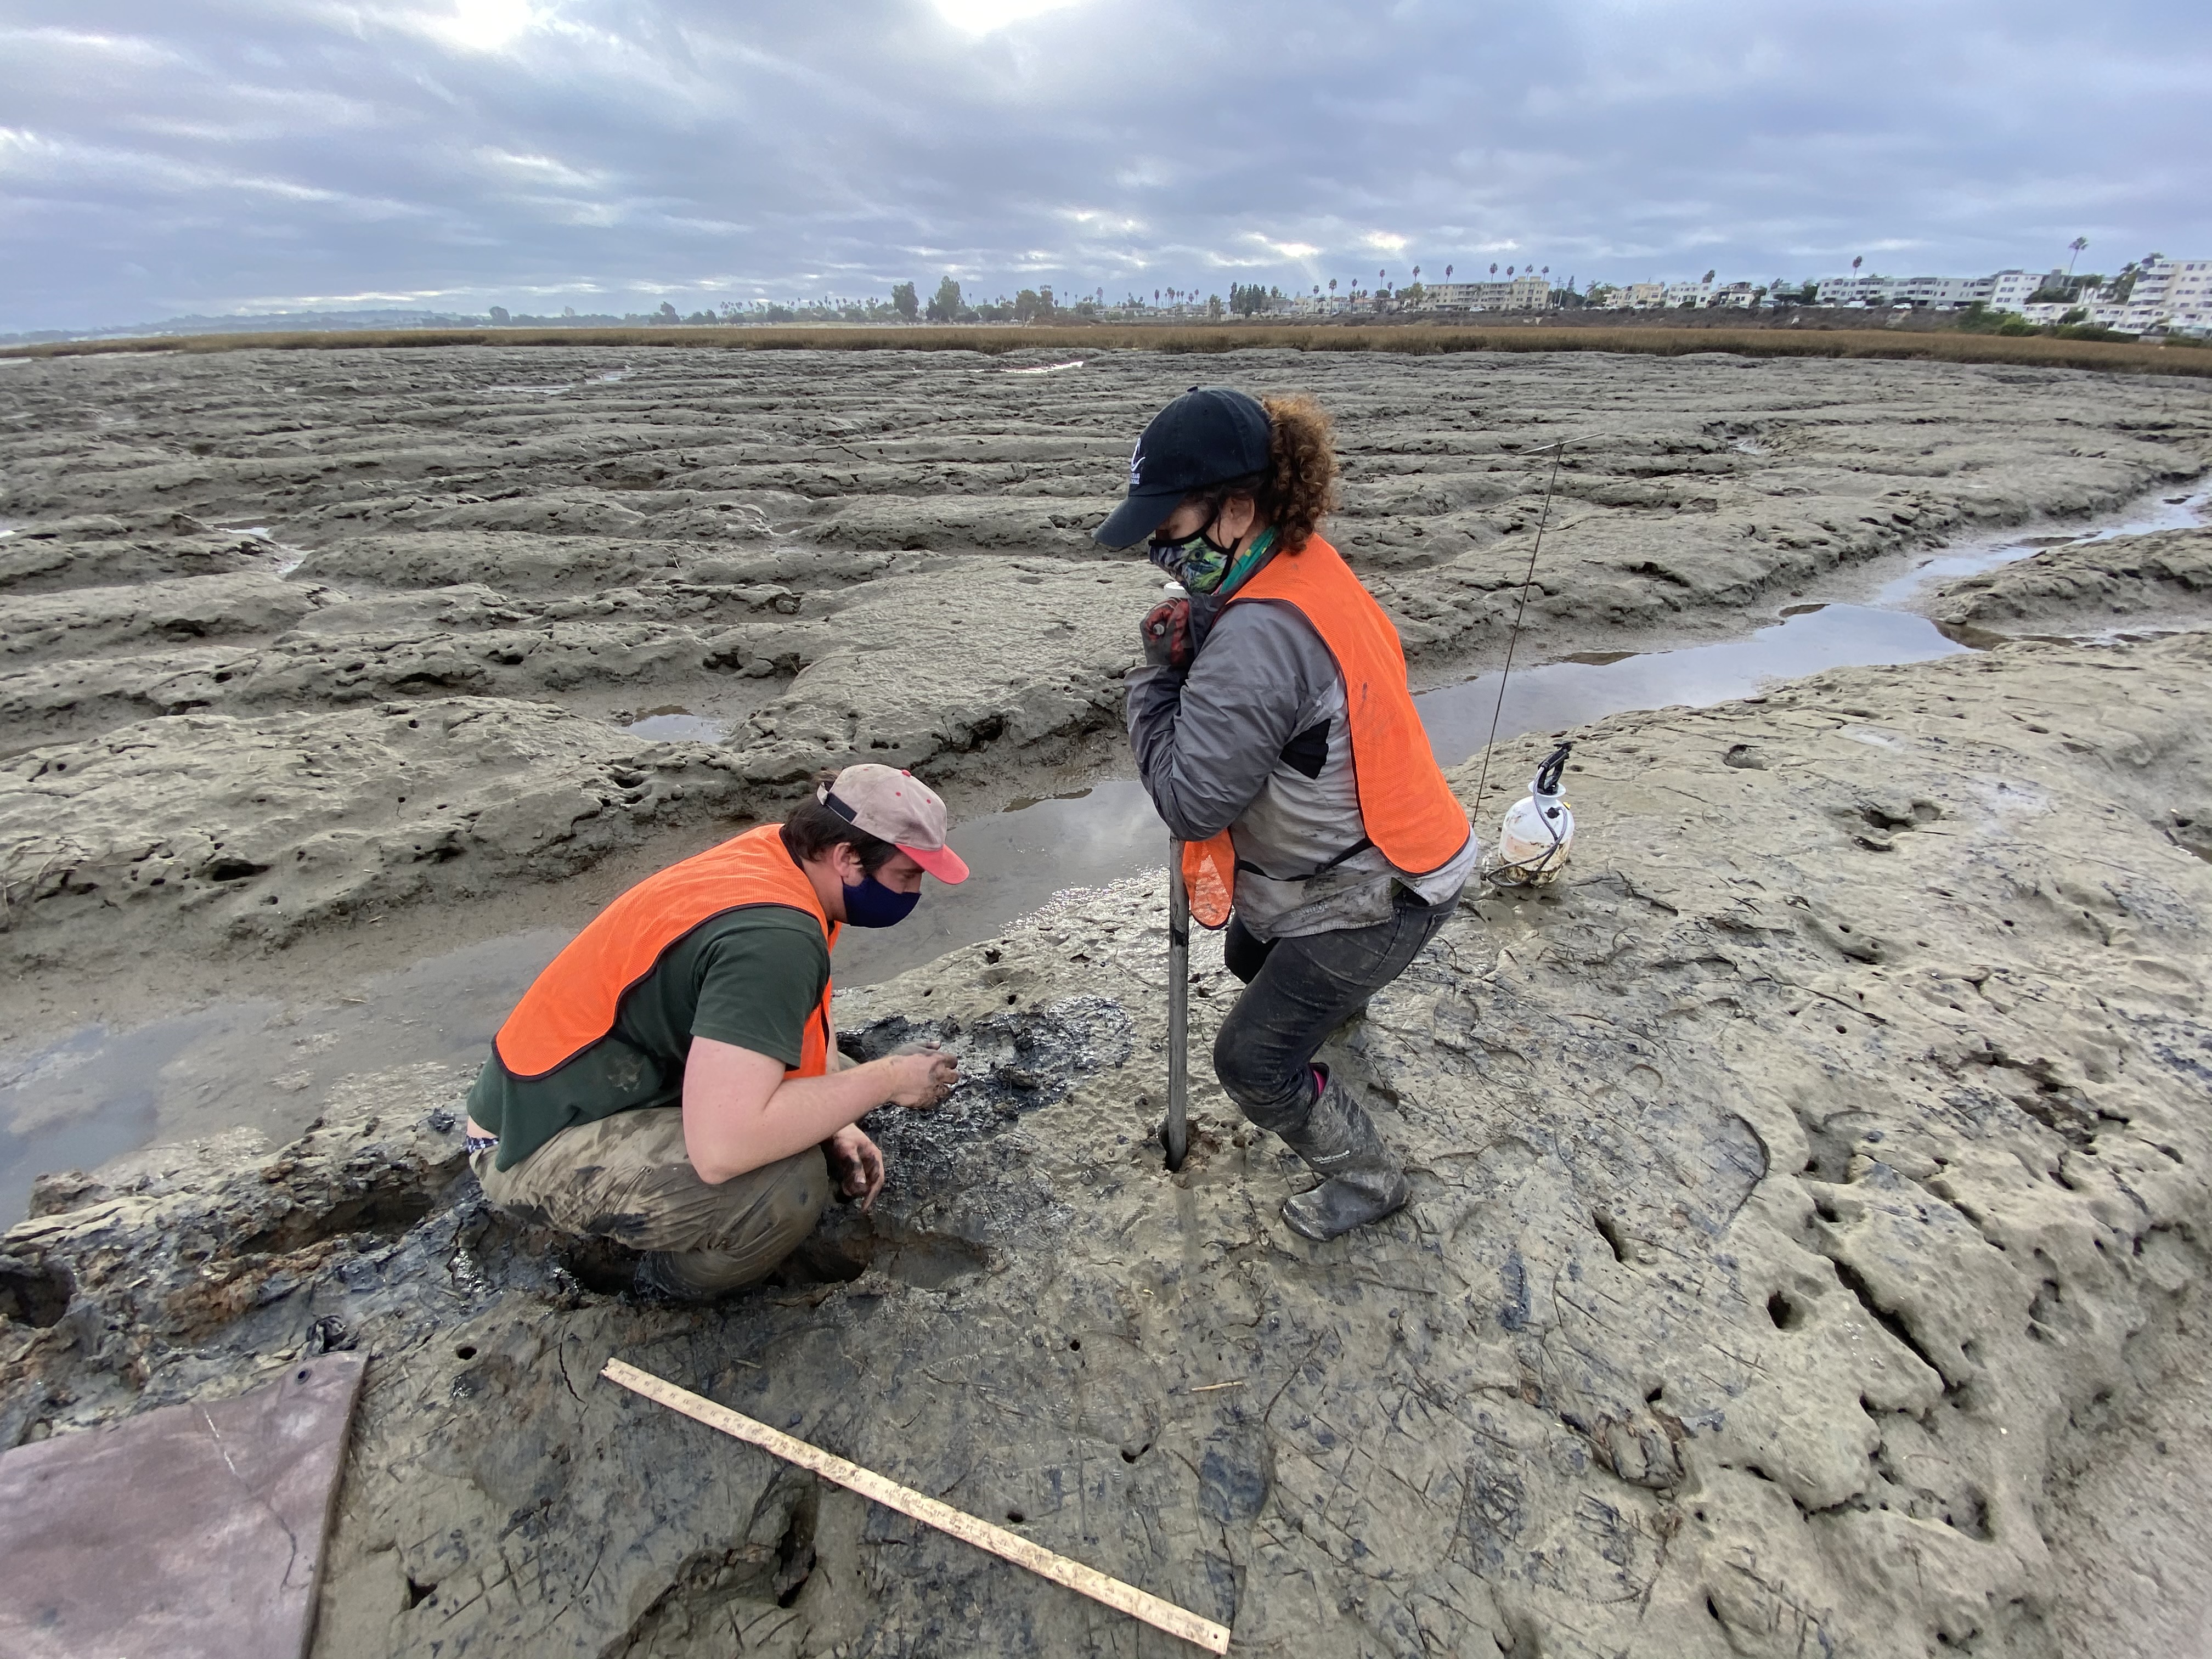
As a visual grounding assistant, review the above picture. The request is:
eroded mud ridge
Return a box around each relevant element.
[2,346,2208,983]
[1922,523,2212,640]
[4,631,2209,1657]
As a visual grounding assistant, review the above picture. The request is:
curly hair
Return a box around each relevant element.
[1192,393,1338,553]
[1255,394,1337,552]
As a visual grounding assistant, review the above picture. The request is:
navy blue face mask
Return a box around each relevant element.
[842,874,921,928]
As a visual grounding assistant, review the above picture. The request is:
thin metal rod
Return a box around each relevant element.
[1164,839,1189,1171]
[1470,438,1570,828]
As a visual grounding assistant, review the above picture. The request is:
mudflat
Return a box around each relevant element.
[3,345,2207,1008]
[4,630,2210,1657]
[3,345,2212,1658]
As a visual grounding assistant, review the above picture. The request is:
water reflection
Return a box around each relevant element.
[1414,602,1967,768]
[3,488,2203,1218]
[625,708,730,743]
[0,930,568,1223]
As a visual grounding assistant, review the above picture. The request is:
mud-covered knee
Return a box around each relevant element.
[1212,1028,1308,1131]
[760,1152,831,1253]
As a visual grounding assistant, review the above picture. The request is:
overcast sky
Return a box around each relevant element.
[3,0,2207,331]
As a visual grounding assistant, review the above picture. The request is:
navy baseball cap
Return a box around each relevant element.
[1093,386,1270,548]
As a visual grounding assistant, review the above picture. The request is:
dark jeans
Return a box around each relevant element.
[1214,890,1458,1133]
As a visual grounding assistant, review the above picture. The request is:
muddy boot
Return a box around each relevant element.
[1278,1070,1409,1242]
[633,1248,749,1302]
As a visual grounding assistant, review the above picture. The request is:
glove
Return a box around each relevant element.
[1141,597,1192,671]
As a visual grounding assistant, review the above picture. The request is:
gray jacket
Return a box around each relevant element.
[1128,572,1476,940]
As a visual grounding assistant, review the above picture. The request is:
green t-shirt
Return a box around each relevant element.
[468,904,832,1171]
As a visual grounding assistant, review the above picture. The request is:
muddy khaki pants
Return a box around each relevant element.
[472,1106,829,1298]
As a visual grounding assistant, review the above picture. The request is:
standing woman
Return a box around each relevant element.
[1097,387,1477,1240]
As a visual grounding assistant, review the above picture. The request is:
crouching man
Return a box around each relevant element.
[462,763,968,1299]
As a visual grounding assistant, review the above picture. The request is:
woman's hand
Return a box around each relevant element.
[1141,597,1192,670]
[826,1124,885,1211]
[881,1043,959,1108]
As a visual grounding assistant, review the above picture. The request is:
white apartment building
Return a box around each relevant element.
[1815,271,1989,307]
[1425,276,1550,311]
[1661,278,1714,307]
[1893,274,1996,307]
[1819,272,1972,306]
[1987,269,2056,310]
[2090,258,2212,334]
[1815,273,1894,306]
[1622,282,1668,308]
[1710,282,1761,308]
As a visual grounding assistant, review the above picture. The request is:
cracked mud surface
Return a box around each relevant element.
[2,345,2207,1009]
[5,627,2211,1657]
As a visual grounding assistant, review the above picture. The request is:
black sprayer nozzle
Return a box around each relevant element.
[1534,742,1572,797]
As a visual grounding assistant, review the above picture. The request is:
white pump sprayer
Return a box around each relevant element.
[1486,742,1575,887]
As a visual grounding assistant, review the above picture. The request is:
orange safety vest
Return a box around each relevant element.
[1181,534,1469,930]
[495,823,839,1080]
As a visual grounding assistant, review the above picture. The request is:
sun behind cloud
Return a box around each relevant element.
[437,0,538,53]
[932,0,1089,35]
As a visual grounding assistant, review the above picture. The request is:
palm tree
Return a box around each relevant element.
[1328,278,1337,295]
[1852,255,1864,275]
[1702,269,1716,285]
[1489,263,1498,276]
[2066,236,2089,276]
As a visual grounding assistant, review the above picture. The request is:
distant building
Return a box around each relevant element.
[1986,269,2055,311]
[1892,274,1995,308]
[1818,273,1898,306]
[2090,258,2212,333]
[1661,278,1714,307]
[1621,283,1667,309]
[1820,269,2053,311]
[1425,276,1550,311]
[1709,281,1762,308]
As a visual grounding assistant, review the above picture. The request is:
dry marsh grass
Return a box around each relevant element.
[5,322,2210,379]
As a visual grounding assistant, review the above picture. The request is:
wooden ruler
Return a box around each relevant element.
[601,1358,1232,1654]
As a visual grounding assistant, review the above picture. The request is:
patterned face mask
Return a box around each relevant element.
[1147,507,1239,592]
[1147,529,1232,592]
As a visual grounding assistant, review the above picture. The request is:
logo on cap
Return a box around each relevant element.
[1128,438,1143,488]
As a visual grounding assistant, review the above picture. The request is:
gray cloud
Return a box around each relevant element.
[3,0,2207,331]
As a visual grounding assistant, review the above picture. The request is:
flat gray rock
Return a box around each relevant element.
[0,1352,366,1659]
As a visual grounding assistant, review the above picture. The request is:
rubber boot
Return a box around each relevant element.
[1278,1069,1409,1242]
[633,1248,751,1302]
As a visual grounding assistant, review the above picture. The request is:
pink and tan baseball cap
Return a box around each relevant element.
[819,764,969,883]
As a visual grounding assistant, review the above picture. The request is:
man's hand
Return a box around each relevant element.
[882,1042,958,1108]
[1141,597,1192,671]
[826,1124,885,1211]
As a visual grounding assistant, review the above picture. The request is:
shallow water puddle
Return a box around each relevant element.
[0,931,569,1223]
[216,524,313,575]
[623,708,731,743]
[1,488,2202,1219]
[1868,489,2205,606]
